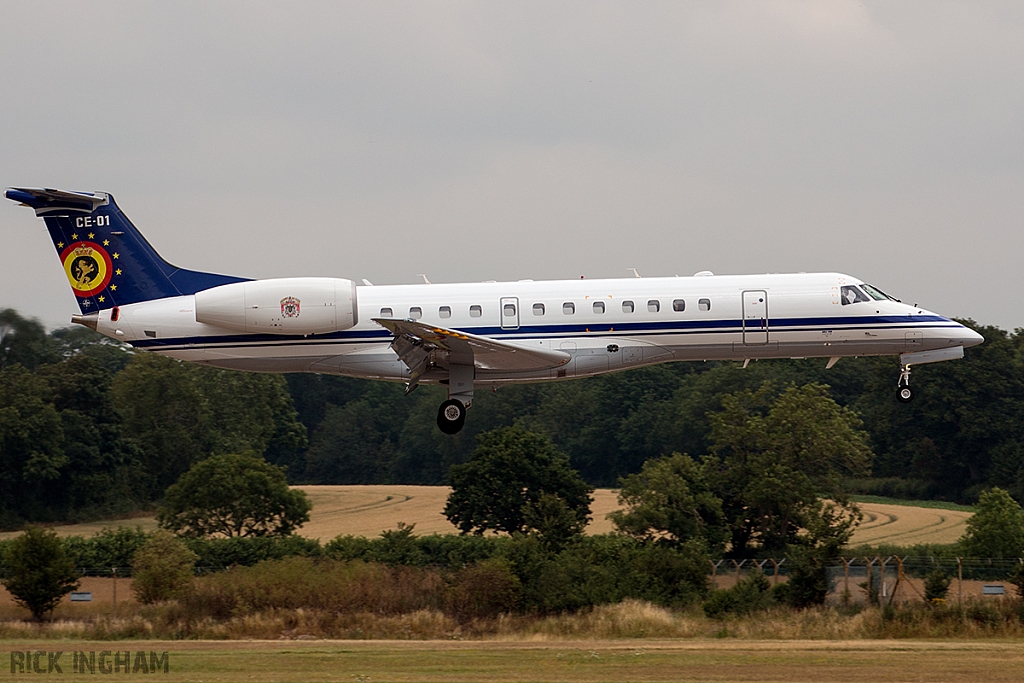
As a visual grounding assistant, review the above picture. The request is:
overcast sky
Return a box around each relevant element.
[2,1,1022,330]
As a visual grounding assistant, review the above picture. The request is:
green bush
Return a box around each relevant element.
[61,527,152,570]
[703,570,774,618]
[924,569,952,602]
[131,531,197,604]
[186,534,321,571]
[446,558,522,619]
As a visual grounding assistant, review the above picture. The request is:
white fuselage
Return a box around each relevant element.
[93,272,981,385]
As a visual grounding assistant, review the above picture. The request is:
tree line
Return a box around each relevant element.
[4,306,1024,530]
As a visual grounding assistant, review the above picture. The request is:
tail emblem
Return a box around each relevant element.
[61,242,113,298]
[281,296,300,318]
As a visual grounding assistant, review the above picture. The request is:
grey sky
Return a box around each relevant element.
[2,1,1022,330]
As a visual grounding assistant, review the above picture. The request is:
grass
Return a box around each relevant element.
[3,638,1024,682]
[850,495,975,512]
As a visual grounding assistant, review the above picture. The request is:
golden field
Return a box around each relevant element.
[0,485,971,545]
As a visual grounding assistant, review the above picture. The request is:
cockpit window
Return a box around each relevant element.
[841,285,870,305]
[862,283,899,302]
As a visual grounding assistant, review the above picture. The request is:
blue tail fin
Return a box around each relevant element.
[6,188,247,314]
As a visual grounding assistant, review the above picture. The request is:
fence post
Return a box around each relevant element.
[880,557,889,599]
[957,557,963,606]
[842,557,851,598]
[771,558,780,586]
[112,566,117,618]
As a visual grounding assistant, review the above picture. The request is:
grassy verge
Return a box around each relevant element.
[3,639,1024,682]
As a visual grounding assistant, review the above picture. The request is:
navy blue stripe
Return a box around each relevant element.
[131,314,960,350]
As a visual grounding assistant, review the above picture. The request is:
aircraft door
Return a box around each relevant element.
[742,290,769,344]
[500,297,520,330]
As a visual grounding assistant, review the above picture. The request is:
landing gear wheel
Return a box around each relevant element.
[897,385,915,403]
[437,399,467,434]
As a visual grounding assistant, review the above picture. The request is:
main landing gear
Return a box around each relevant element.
[897,364,914,403]
[437,399,467,434]
[437,362,474,435]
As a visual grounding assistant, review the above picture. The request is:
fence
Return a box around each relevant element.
[711,556,1024,605]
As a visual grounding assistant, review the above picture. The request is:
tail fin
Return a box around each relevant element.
[6,188,247,314]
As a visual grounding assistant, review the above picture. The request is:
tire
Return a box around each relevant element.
[897,385,914,403]
[437,399,467,434]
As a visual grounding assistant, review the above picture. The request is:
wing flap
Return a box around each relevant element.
[373,318,570,372]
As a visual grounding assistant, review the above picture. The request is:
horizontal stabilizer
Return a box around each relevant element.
[6,187,109,214]
[373,318,570,372]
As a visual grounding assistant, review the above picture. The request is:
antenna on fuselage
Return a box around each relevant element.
[628,268,641,278]
[417,274,431,284]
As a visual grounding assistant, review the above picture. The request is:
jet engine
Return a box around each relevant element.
[195,277,357,334]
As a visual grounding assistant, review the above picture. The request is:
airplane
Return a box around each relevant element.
[6,187,984,434]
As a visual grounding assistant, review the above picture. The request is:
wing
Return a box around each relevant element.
[373,318,570,385]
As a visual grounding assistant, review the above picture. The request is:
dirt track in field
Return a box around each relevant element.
[0,486,971,545]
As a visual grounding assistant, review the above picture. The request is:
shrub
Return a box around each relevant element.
[1009,563,1024,599]
[61,527,152,570]
[703,570,774,618]
[447,558,522,619]
[187,534,321,571]
[924,569,952,603]
[184,557,445,619]
[131,531,198,604]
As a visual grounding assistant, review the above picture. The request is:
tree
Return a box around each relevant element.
[157,453,312,538]
[131,531,198,603]
[0,365,67,527]
[707,383,871,555]
[0,309,62,371]
[444,426,593,536]
[111,354,212,500]
[1,526,79,620]
[610,453,729,552]
[959,487,1024,558]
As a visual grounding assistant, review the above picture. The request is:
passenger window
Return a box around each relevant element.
[439,306,451,319]
[699,298,711,312]
[672,299,685,312]
[622,300,634,313]
[593,301,605,314]
[409,307,422,320]
[563,302,575,315]
[533,303,545,316]
[503,303,517,317]
[841,285,870,305]
[380,307,393,317]
[469,305,482,318]
[648,300,660,313]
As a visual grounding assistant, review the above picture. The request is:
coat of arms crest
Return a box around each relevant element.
[280,296,300,318]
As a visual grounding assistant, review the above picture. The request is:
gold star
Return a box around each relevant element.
[57,242,64,248]
[112,253,119,259]
[71,233,78,240]
[103,240,110,246]
[88,232,95,239]
[115,268,122,275]
[98,296,105,303]
[110,285,117,291]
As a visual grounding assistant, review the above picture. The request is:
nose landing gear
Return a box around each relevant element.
[897,364,914,403]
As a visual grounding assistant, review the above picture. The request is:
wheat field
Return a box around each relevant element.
[0,486,971,546]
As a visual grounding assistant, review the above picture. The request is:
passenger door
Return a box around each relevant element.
[742,290,768,344]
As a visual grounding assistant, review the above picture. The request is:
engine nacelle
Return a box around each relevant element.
[195,277,358,335]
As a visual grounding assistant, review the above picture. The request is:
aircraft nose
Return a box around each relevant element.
[958,325,984,348]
